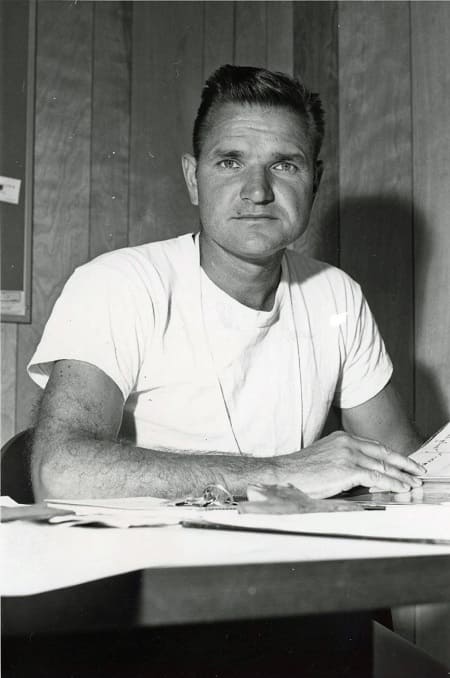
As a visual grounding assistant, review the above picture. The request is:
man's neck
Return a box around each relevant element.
[199,234,284,312]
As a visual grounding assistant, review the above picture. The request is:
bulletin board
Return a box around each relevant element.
[0,1,36,322]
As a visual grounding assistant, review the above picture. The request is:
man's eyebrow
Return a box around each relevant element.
[271,152,307,163]
[209,148,245,159]
[208,148,308,163]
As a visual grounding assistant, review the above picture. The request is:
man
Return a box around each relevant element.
[29,65,424,501]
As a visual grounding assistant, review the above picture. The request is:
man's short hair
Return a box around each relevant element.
[193,64,325,161]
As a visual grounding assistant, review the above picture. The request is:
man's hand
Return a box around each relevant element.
[276,431,426,499]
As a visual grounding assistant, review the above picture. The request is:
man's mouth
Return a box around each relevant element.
[233,214,277,220]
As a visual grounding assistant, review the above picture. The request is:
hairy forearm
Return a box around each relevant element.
[31,433,280,501]
[31,427,427,502]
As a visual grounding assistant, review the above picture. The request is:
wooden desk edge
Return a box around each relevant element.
[139,553,450,626]
[3,553,450,635]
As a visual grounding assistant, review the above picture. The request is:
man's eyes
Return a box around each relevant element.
[271,161,298,174]
[217,159,299,174]
[218,158,241,169]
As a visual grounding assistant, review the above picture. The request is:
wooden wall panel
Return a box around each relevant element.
[15,1,93,431]
[338,1,414,414]
[203,2,234,78]
[128,2,203,246]
[0,0,19,437]
[411,1,450,437]
[293,1,339,264]
[90,2,132,259]
[267,2,293,75]
[1,324,17,446]
[411,2,450,667]
[234,2,267,66]
[204,1,293,100]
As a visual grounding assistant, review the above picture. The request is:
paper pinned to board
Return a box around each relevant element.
[0,290,26,316]
[0,176,21,204]
[410,422,450,481]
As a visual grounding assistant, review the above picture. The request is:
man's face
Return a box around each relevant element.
[183,102,318,262]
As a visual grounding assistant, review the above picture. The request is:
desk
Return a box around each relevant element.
[2,519,450,627]
[2,521,450,677]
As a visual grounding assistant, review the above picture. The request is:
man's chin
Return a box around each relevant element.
[236,235,293,259]
[230,243,288,265]
[200,230,293,264]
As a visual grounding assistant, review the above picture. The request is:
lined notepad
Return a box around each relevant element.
[410,422,450,482]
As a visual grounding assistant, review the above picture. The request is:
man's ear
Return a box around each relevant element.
[313,159,323,198]
[182,153,199,206]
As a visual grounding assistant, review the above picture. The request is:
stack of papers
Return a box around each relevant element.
[3,497,450,546]
[410,422,450,482]
[45,496,237,528]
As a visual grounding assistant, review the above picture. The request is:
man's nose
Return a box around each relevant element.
[240,168,274,204]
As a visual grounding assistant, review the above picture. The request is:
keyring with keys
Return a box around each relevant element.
[173,483,237,508]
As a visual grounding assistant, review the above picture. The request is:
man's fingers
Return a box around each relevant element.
[358,469,414,493]
[368,486,412,495]
[353,437,425,475]
[355,454,423,488]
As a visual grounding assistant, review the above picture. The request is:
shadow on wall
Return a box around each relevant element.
[411,198,449,435]
[414,363,448,436]
[317,195,448,435]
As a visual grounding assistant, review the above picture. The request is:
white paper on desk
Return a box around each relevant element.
[46,496,237,528]
[48,508,215,528]
[197,505,450,543]
[410,422,450,481]
[1,496,23,507]
[46,496,172,511]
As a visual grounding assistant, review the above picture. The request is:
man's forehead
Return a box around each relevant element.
[202,102,312,151]
[207,101,306,127]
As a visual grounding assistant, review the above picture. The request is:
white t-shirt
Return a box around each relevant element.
[28,233,393,455]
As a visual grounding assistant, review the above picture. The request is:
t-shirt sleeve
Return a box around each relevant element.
[333,279,393,409]
[28,261,154,400]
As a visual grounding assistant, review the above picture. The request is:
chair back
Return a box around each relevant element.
[1,429,34,503]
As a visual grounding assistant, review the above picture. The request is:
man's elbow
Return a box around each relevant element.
[31,439,76,501]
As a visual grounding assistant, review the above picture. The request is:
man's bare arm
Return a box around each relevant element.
[341,381,423,456]
[32,361,425,501]
[31,360,283,500]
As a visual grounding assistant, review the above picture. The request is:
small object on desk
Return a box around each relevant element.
[238,483,371,514]
[172,483,237,508]
[339,484,450,507]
